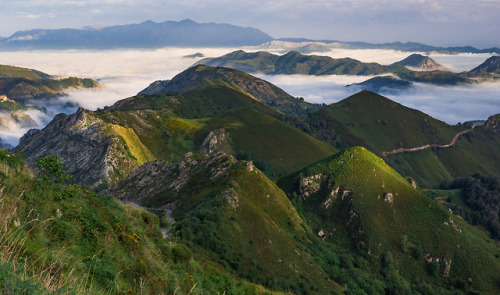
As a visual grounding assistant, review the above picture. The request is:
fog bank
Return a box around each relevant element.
[0,48,498,147]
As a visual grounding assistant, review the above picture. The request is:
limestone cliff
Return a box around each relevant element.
[15,108,154,188]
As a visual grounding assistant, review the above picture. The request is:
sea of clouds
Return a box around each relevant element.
[0,47,498,147]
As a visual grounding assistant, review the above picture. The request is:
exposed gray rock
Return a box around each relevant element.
[384,193,394,203]
[108,152,241,207]
[299,174,324,199]
[199,128,233,154]
[15,108,151,188]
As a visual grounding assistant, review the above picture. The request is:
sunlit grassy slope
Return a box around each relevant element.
[278,147,500,293]
[0,149,284,294]
[97,85,335,178]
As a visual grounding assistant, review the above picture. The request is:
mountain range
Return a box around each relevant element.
[0,64,100,147]
[1,19,499,54]
[273,39,500,55]
[199,50,500,87]
[3,63,500,294]
[0,19,273,50]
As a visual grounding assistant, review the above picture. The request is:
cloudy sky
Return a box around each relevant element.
[1,0,500,48]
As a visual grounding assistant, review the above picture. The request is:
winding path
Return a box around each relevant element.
[382,128,473,156]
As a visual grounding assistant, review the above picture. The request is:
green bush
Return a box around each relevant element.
[171,243,193,263]
[35,154,72,183]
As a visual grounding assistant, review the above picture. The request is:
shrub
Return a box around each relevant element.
[171,243,193,263]
[35,154,72,183]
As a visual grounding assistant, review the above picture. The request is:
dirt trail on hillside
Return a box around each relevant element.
[382,128,473,156]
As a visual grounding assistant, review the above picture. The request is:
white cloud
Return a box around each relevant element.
[0,47,499,147]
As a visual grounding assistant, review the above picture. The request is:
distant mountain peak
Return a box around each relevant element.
[392,54,447,71]
[0,19,273,49]
[470,55,500,75]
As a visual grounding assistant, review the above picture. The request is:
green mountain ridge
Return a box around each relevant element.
[302,90,500,187]
[5,63,500,294]
[0,149,282,294]
[200,50,475,85]
[108,152,343,293]
[139,64,322,117]
[278,146,500,293]
[16,84,335,188]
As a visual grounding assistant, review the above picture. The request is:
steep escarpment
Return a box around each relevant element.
[15,108,154,188]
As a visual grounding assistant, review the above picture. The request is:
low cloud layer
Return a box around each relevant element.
[0,48,499,147]
[261,73,500,124]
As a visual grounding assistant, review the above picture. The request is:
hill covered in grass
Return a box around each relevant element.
[139,64,322,117]
[109,152,343,294]
[300,91,500,187]
[0,64,100,141]
[305,90,463,154]
[278,147,500,293]
[16,84,335,188]
[392,54,447,71]
[0,64,99,102]
[199,50,473,85]
[0,149,280,294]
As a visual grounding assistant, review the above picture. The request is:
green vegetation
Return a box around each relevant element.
[386,117,500,187]
[0,95,24,111]
[305,91,463,154]
[439,174,500,239]
[0,64,50,80]
[110,153,344,294]
[96,85,335,179]
[140,64,322,117]
[278,147,500,294]
[35,154,72,183]
[0,149,282,294]
[202,50,476,85]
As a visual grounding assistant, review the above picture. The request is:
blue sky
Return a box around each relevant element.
[1,0,500,47]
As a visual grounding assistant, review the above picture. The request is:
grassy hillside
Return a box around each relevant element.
[300,91,500,188]
[97,85,336,178]
[306,90,463,154]
[17,84,335,189]
[0,64,50,79]
[139,64,321,116]
[0,149,282,294]
[201,51,473,85]
[109,152,343,294]
[278,147,500,293]
[385,115,500,187]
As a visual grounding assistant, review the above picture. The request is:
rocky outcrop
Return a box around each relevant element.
[392,54,447,71]
[108,152,243,207]
[299,174,324,199]
[15,108,154,188]
[199,128,233,154]
[485,114,500,133]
